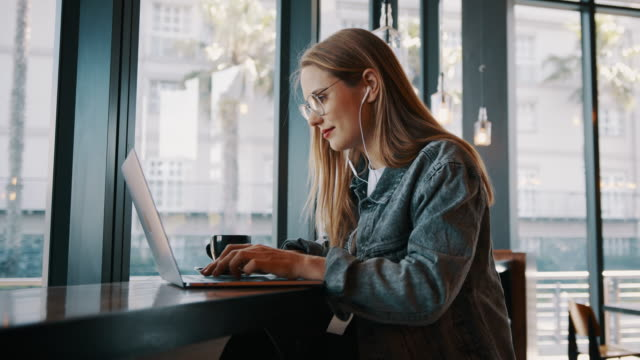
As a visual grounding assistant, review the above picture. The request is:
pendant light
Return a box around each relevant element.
[372,0,402,51]
[474,64,491,146]
[473,1,491,146]
[431,72,453,125]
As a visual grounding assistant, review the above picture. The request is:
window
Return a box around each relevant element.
[0,0,59,287]
[398,0,420,94]
[149,2,197,59]
[517,100,537,132]
[514,6,587,357]
[152,3,192,34]
[148,80,182,114]
[146,159,185,211]
[598,14,640,347]
[320,0,368,40]
[440,0,463,137]
[600,171,629,218]
[599,108,623,137]
[516,34,536,84]
[131,0,277,277]
[517,168,540,217]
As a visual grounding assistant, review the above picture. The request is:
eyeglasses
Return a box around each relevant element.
[298,79,341,121]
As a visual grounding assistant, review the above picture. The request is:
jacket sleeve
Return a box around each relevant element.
[323,162,487,325]
[280,238,330,257]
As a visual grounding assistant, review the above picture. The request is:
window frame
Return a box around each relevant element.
[45,3,640,347]
[509,0,640,344]
[44,0,443,285]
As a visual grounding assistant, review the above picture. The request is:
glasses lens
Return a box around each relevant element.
[299,104,311,120]
[308,95,324,116]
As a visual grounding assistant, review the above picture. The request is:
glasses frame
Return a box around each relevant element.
[298,79,341,120]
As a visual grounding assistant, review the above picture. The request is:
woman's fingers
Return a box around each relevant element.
[200,261,217,275]
[212,248,240,276]
[200,244,254,276]
[227,251,251,277]
[242,259,291,279]
[200,245,304,279]
[241,259,260,275]
[217,243,252,260]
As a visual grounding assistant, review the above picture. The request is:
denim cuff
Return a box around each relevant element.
[324,247,359,297]
[280,238,329,257]
[324,247,360,320]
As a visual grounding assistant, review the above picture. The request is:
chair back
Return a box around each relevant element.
[568,300,601,337]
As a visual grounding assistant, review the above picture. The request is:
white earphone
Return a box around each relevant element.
[346,85,375,183]
[364,86,371,99]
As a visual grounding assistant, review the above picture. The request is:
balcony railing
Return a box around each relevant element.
[518,189,639,219]
[0,277,43,290]
[532,270,640,357]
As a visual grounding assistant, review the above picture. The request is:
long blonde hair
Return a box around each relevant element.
[299,28,494,248]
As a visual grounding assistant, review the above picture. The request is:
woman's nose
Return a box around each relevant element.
[307,112,323,127]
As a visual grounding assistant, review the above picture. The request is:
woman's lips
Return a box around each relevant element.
[322,127,335,139]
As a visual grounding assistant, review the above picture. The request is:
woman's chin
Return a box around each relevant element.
[327,140,346,152]
[327,138,358,153]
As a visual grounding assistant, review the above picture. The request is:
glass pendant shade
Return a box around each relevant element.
[372,3,402,50]
[371,2,408,74]
[430,73,453,125]
[430,91,453,125]
[474,106,492,146]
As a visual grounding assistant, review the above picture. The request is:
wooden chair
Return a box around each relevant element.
[568,300,640,360]
[493,250,528,360]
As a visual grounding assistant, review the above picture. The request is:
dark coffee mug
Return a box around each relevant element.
[206,235,251,260]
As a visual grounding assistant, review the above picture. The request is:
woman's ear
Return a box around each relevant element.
[362,68,380,103]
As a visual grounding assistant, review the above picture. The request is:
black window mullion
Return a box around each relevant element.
[47,0,81,286]
[516,0,582,10]
[517,0,640,16]
[420,0,440,106]
[580,0,606,341]
[594,3,640,17]
[48,0,130,286]
[274,0,319,247]
[370,0,382,30]
[112,0,140,282]
[390,0,398,29]
[102,0,125,283]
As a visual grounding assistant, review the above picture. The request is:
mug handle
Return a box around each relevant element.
[205,243,214,260]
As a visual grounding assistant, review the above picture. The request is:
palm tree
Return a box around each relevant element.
[543,15,640,109]
[195,0,275,233]
[2,0,30,276]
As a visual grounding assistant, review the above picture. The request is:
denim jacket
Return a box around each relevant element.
[282,140,515,359]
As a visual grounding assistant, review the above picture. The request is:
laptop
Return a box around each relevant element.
[122,149,323,288]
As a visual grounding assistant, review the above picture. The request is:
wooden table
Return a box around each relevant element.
[0,280,325,358]
[604,303,640,316]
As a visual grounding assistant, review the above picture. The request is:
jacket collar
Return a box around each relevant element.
[350,165,408,204]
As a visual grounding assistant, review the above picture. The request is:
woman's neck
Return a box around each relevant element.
[360,137,384,170]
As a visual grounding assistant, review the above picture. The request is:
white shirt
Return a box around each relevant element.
[367,167,386,196]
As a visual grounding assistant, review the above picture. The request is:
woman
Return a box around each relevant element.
[201,28,515,359]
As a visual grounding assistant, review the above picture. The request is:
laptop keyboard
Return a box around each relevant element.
[183,274,283,282]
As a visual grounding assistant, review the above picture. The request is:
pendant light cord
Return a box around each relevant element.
[480,64,485,108]
[480,0,485,109]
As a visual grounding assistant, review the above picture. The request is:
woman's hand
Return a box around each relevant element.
[199,244,325,280]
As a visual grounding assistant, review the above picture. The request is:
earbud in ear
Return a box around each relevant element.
[361,86,371,105]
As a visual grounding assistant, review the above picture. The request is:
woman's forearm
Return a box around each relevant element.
[298,254,326,280]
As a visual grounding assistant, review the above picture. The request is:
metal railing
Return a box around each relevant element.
[518,189,640,219]
[533,270,640,356]
[0,277,43,290]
